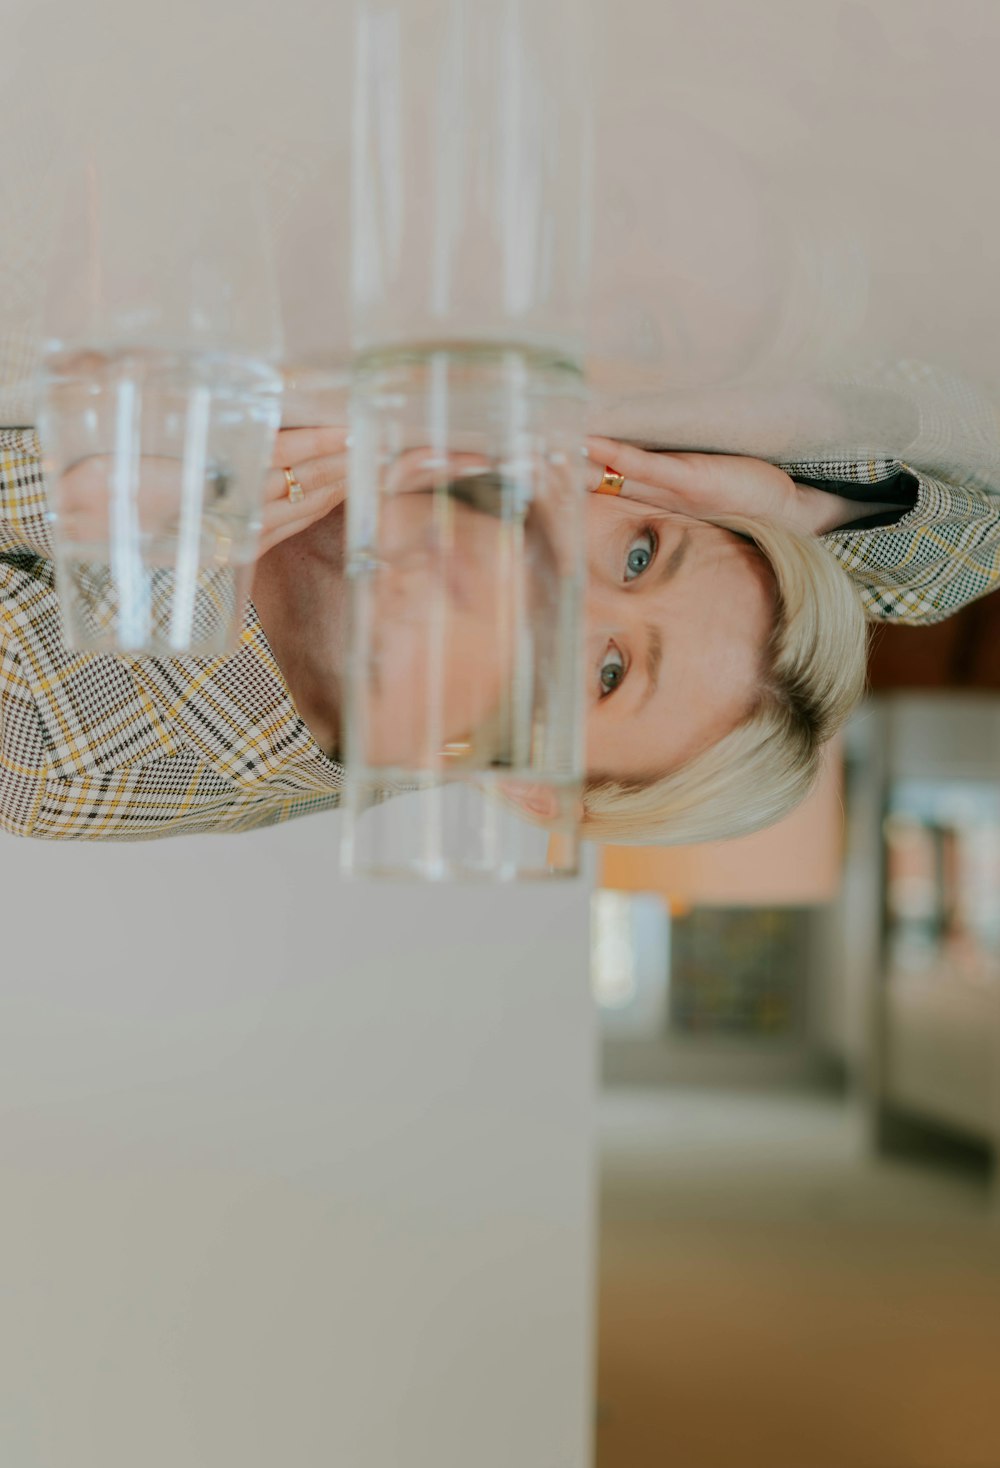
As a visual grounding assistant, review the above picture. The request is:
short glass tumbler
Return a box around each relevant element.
[38,349,281,656]
[341,345,587,881]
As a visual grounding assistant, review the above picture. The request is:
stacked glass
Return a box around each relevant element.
[37,123,282,656]
[344,0,594,880]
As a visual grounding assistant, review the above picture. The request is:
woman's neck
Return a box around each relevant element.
[250,507,347,760]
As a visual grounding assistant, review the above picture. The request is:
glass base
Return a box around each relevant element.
[340,773,582,882]
[54,552,254,657]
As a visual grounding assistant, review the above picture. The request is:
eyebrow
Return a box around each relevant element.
[655,527,691,587]
[638,624,663,711]
[634,529,688,710]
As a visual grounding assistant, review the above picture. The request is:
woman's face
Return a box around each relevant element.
[359,489,774,779]
[359,490,517,768]
[583,495,775,780]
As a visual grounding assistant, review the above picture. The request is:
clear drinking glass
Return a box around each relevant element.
[343,345,586,880]
[343,0,593,880]
[36,123,282,656]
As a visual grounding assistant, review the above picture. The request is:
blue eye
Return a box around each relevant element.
[625,530,656,581]
[599,643,625,697]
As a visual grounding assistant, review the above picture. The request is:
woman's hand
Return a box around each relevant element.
[259,432,501,557]
[52,426,351,557]
[271,432,827,545]
[584,436,856,536]
[258,426,351,557]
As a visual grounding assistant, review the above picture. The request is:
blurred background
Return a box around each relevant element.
[593,663,1000,1468]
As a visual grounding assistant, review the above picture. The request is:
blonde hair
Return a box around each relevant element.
[581,514,868,846]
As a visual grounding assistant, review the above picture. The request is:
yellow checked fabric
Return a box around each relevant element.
[3,426,1000,840]
[822,469,1000,625]
[0,429,344,839]
[781,452,1000,625]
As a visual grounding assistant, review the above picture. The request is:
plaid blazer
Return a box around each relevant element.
[3,427,1000,840]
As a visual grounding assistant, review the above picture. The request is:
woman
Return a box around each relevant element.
[1,423,995,843]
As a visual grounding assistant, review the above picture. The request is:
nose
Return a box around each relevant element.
[584,578,631,639]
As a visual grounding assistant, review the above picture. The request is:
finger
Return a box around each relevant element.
[272,426,350,467]
[585,436,701,492]
[262,453,349,505]
[257,506,331,557]
[383,447,494,494]
[583,459,616,492]
[257,453,349,557]
[581,458,673,508]
[57,454,233,537]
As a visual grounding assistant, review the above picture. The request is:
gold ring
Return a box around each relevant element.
[283,466,305,505]
[597,466,625,495]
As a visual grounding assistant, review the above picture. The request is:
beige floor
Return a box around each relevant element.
[596,1088,1000,1468]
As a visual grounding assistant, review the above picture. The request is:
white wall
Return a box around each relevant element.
[0,816,596,1468]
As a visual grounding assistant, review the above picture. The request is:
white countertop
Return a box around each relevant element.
[5,0,1000,481]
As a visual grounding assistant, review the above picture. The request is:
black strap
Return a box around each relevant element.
[789,468,918,532]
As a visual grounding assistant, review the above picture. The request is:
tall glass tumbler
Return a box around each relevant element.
[36,124,282,656]
[344,0,593,880]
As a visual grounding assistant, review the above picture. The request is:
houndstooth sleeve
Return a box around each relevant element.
[0,428,52,561]
[821,468,1000,626]
[0,432,51,835]
[0,622,46,836]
